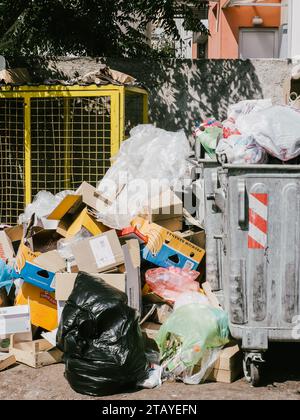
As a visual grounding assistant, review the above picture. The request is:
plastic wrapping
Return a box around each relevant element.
[57,272,147,396]
[216,134,268,164]
[19,190,73,226]
[0,260,19,294]
[156,303,229,384]
[145,267,200,303]
[192,119,223,159]
[96,125,191,229]
[236,105,300,161]
[57,228,92,261]
[174,291,210,311]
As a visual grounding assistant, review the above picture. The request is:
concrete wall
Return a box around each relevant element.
[33,57,292,136]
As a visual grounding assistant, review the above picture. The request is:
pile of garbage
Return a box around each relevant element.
[0,125,232,397]
[193,99,300,164]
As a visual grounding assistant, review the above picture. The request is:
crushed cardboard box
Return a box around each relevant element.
[132,217,205,271]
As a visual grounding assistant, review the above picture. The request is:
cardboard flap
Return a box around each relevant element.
[47,195,82,220]
[76,181,110,210]
[55,273,78,301]
[126,239,141,269]
[33,251,66,272]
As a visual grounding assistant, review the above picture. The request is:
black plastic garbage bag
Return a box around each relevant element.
[57,272,147,396]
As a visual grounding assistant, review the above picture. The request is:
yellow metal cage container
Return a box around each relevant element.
[0,84,148,224]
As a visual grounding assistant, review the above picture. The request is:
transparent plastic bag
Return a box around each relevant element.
[174,291,210,310]
[96,125,191,229]
[19,190,73,226]
[57,228,92,261]
[157,303,229,384]
[145,267,200,303]
[236,105,300,161]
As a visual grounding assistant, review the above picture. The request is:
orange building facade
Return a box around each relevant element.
[205,0,282,59]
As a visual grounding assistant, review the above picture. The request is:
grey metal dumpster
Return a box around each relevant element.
[218,164,300,385]
[194,159,223,294]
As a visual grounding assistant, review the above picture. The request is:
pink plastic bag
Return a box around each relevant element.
[145,267,200,303]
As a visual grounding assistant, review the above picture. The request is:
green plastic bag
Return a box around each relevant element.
[156,303,229,384]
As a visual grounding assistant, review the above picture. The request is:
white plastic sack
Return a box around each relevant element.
[174,292,210,311]
[236,105,300,161]
[227,99,272,122]
[19,190,73,226]
[216,134,268,164]
[96,124,191,229]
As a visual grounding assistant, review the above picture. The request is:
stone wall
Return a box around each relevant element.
[32,57,293,135]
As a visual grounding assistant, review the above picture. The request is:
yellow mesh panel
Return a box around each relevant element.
[0,98,25,225]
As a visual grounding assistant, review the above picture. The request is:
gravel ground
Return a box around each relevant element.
[1,343,300,400]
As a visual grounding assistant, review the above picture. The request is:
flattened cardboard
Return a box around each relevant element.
[71,230,124,273]
[123,240,142,314]
[33,250,66,273]
[132,217,205,271]
[0,305,31,336]
[15,283,58,331]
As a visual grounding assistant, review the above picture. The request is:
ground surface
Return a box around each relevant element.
[1,343,300,400]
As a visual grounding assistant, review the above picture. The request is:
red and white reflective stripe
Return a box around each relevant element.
[248,193,268,249]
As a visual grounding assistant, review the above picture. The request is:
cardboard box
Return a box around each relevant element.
[156,217,183,232]
[76,181,108,212]
[20,250,66,292]
[55,273,126,302]
[0,353,16,371]
[0,305,31,336]
[71,230,124,273]
[132,217,205,271]
[177,230,206,250]
[16,242,41,271]
[143,189,183,222]
[9,335,62,368]
[0,231,15,262]
[47,184,108,238]
[4,225,23,254]
[29,229,63,253]
[141,322,161,340]
[208,344,243,384]
[15,283,58,331]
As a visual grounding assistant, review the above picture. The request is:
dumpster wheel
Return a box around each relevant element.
[243,353,264,387]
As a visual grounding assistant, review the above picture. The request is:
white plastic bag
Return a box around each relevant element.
[236,105,300,161]
[216,134,268,164]
[174,292,210,311]
[96,124,191,229]
[227,99,272,122]
[19,190,73,226]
